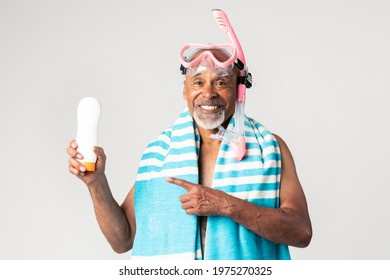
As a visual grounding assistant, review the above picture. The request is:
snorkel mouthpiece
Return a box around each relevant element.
[180,9,252,161]
[210,125,246,161]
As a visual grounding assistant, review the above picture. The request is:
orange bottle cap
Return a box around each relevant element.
[82,162,96,172]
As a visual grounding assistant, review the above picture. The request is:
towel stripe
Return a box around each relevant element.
[132,108,290,260]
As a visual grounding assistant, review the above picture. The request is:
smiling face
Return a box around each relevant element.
[183,49,238,131]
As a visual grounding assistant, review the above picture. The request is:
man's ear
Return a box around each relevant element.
[183,80,188,101]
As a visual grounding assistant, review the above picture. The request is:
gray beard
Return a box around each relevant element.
[193,108,225,130]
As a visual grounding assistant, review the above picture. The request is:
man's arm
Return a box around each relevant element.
[166,134,312,248]
[66,140,136,253]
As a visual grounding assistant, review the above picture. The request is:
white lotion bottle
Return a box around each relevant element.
[76,97,101,171]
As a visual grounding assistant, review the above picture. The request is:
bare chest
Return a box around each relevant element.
[198,142,219,190]
[198,143,219,256]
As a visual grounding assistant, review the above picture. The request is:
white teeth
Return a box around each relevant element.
[201,105,218,110]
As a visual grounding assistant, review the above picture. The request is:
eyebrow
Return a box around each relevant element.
[190,72,203,78]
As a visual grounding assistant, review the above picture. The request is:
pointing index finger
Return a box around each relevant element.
[165,177,195,192]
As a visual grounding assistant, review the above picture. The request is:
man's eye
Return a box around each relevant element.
[194,81,203,86]
[215,81,227,87]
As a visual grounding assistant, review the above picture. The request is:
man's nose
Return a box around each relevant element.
[201,84,217,98]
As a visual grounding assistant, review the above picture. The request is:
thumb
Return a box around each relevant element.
[93,146,105,157]
[93,146,106,168]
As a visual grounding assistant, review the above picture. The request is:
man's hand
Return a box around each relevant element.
[165,177,232,216]
[66,139,106,186]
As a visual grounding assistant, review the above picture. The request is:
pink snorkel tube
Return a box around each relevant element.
[180,9,252,161]
[211,9,250,161]
[212,9,248,104]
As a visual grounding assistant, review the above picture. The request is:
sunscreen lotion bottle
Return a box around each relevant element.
[76,97,101,171]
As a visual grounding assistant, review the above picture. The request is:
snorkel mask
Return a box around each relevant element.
[179,9,252,161]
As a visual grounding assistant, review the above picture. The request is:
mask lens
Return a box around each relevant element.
[180,44,237,69]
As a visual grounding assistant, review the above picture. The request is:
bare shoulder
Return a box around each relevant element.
[272,133,308,210]
[272,133,297,173]
[272,133,290,157]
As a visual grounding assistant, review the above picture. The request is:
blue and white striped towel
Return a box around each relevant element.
[131,107,290,260]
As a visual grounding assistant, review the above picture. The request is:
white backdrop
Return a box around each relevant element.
[0,0,389,260]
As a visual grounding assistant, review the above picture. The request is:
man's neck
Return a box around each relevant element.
[196,117,232,145]
[197,126,219,145]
